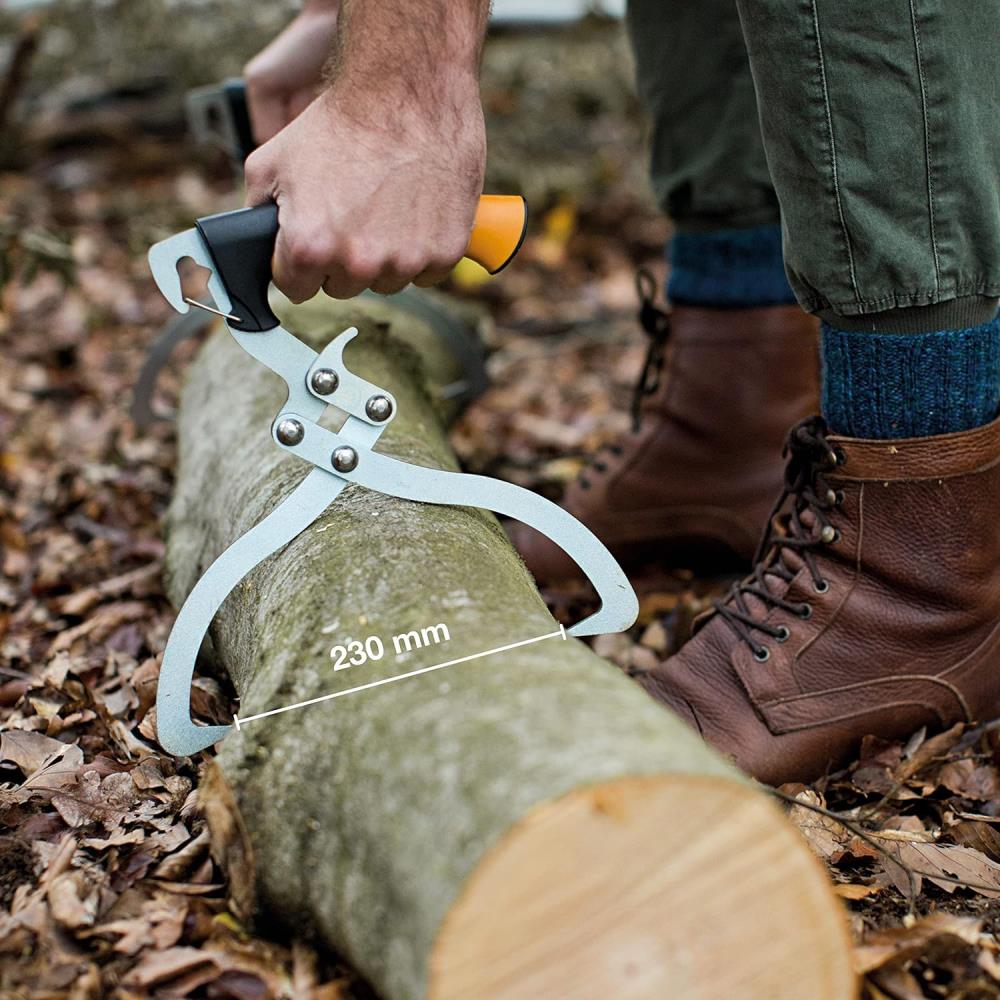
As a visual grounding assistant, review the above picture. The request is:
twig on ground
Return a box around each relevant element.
[769,787,1000,897]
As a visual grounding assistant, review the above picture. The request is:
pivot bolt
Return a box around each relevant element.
[332,446,358,473]
[311,368,339,395]
[276,418,304,446]
[365,394,393,422]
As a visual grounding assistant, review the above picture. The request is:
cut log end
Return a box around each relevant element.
[430,774,855,1000]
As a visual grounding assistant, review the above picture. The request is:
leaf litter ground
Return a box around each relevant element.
[2,15,999,1000]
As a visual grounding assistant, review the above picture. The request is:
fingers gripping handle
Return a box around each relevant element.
[194,195,528,330]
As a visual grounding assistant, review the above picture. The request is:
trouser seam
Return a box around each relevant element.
[908,0,942,295]
[810,0,861,307]
[799,281,1000,316]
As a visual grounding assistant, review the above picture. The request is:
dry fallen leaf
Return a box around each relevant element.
[893,842,1000,899]
[2,731,69,773]
[47,870,99,930]
[854,912,982,975]
[832,883,878,900]
[199,761,256,924]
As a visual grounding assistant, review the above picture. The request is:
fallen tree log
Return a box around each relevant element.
[162,293,856,1000]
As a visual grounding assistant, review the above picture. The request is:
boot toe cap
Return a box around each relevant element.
[637,646,823,786]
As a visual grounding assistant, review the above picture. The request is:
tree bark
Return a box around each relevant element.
[164,294,856,1000]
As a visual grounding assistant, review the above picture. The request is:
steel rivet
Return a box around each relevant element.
[311,368,339,395]
[332,446,358,473]
[365,394,393,422]
[275,418,304,446]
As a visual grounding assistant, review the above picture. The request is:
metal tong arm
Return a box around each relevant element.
[272,411,638,638]
[155,468,342,756]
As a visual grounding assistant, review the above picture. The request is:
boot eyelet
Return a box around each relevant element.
[836,490,845,505]
[834,448,847,466]
[775,625,790,643]
[820,525,836,544]
[753,646,771,662]
[813,579,829,594]
[798,603,813,619]
[594,461,607,473]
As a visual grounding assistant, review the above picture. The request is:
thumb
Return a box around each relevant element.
[243,146,277,208]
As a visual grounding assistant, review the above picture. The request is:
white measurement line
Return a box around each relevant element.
[234,626,568,730]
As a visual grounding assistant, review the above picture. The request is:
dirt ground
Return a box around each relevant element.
[2,9,1000,999]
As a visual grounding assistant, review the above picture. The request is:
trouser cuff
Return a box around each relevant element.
[819,295,1000,334]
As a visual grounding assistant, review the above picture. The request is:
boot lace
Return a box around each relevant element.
[630,268,672,432]
[578,269,670,490]
[712,416,845,661]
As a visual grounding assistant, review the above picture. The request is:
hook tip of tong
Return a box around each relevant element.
[567,589,640,639]
[157,721,232,757]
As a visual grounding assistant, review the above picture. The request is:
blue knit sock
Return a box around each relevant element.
[821,313,1000,438]
[667,225,797,308]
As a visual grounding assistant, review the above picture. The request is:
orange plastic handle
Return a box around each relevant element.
[464,195,528,275]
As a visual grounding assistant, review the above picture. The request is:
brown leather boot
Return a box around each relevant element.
[637,414,1000,786]
[511,279,820,582]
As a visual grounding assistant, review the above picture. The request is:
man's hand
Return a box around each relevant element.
[244,0,340,145]
[244,0,489,302]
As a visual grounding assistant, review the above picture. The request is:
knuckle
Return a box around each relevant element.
[285,233,329,271]
[389,251,426,279]
[445,231,471,263]
[431,234,468,272]
[342,243,381,284]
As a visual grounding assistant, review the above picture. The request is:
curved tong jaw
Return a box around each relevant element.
[148,227,639,757]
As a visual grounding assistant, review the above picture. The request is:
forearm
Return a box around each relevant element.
[326,0,490,128]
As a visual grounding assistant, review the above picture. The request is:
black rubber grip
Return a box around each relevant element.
[195,203,279,332]
[223,78,256,164]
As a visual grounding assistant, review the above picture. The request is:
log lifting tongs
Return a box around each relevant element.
[147,198,639,756]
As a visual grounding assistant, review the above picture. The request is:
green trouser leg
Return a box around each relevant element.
[735,0,1000,330]
[625,0,779,234]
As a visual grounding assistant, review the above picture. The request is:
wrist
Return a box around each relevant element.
[325,66,482,140]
